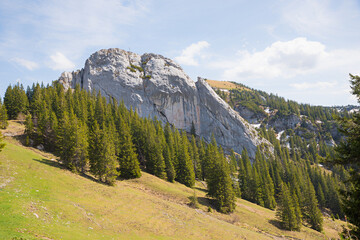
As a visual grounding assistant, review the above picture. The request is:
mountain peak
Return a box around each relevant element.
[58,48,271,158]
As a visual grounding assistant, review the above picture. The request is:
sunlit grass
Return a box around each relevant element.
[0,123,345,239]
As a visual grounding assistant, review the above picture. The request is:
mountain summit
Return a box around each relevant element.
[58,48,270,158]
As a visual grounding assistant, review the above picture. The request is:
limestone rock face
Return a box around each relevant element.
[267,114,301,132]
[58,48,270,158]
[234,105,266,124]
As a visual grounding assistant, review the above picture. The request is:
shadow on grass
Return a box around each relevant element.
[32,158,108,186]
[194,186,207,194]
[33,158,65,169]
[197,196,217,209]
[268,219,283,229]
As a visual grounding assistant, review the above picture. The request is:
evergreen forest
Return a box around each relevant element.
[1,79,358,234]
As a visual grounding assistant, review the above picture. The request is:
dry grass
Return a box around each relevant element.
[0,122,346,240]
[205,79,250,91]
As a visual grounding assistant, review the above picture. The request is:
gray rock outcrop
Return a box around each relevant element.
[267,114,301,132]
[58,48,271,158]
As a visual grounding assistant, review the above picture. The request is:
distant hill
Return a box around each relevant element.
[206,79,356,145]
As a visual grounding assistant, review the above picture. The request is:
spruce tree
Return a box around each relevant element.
[0,100,8,129]
[117,118,141,179]
[89,122,119,185]
[206,142,236,213]
[276,183,302,231]
[190,135,201,179]
[303,178,323,232]
[163,145,176,182]
[175,132,195,187]
[333,74,360,238]
[239,148,252,201]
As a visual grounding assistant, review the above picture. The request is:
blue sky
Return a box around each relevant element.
[1,0,360,106]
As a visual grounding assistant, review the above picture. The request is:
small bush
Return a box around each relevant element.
[189,190,199,208]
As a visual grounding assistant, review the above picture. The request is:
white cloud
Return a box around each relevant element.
[290,81,337,90]
[0,0,149,62]
[175,41,210,66]
[220,38,326,80]
[49,52,75,71]
[11,57,38,70]
[281,0,360,37]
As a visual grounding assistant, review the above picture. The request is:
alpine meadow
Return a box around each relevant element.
[1,1,360,239]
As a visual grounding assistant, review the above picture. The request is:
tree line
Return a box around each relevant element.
[3,82,236,213]
[4,80,355,232]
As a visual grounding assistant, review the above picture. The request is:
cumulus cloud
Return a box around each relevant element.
[175,41,210,66]
[49,52,75,71]
[220,38,326,80]
[11,57,38,70]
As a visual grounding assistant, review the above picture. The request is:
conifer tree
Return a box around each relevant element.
[206,142,236,213]
[303,178,323,232]
[198,138,206,180]
[333,74,360,238]
[276,183,302,231]
[142,121,166,179]
[190,135,201,178]
[0,100,8,129]
[117,118,141,179]
[239,148,252,201]
[175,132,195,187]
[163,145,176,182]
[89,122,119,185]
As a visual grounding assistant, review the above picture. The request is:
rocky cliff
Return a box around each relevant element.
[58,48,271,158]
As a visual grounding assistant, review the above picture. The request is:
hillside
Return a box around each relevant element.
[0,121,345,239]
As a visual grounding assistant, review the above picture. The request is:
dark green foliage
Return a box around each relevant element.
[175,132,195,187]
[303,178,323,232]
[4,84,29,119]
[89,122,119,185]
[117,118,141,179]
[163,146,176,182]
[333,74,360,237]
[190,135,201,179]
[206,139,236,213]
[0,99,8,129]
[276,183,302,231]
[190,121,196,136]
[144,122,166,179]
[59,112,89,173]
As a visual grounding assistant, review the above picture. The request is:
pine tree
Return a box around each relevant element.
[190,121,196,136]
[89,122,119,185]
[190,135,201,178]
[0,100,8,129]
[206,142,236,213]
[333,74,360,238]
[239,148,252,201]
[303,178,323,232]
[276,183,302,231]
[175,132,195,187]
[163,145,175,182]
[117,118,141,179]
[144,123,166,179]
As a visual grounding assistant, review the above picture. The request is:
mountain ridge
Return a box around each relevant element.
[58,48,271,158]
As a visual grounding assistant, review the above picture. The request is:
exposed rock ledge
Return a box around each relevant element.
[58,48,271,158]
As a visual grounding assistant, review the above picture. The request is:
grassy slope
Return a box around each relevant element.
[205,80,250,91]
[0,123,344,240]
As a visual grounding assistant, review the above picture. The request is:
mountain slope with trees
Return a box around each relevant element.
[0,122,345,240]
